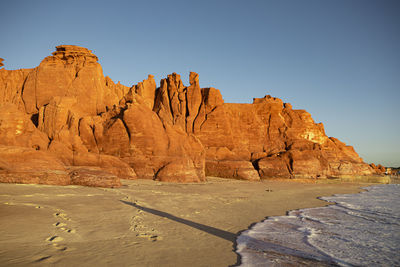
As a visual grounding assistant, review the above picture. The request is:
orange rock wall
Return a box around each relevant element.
[0,45,379,187]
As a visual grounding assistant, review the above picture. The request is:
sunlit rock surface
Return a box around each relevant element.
[0,45,381,187]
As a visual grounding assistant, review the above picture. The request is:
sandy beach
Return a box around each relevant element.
[0,178,371,266]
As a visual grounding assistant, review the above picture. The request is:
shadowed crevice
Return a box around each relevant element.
[30,113,39,127]
[251,158,260,172]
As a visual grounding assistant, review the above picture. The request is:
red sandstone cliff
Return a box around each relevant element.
[0,45,380,187]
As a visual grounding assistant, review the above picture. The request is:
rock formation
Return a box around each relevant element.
[0,45,380,187]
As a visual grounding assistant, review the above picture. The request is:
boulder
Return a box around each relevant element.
[257,155,292,179]
[205,160,259,181]
[0,145,70,185]
[68,167,121,188]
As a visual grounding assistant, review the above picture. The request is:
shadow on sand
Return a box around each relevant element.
[120,200,236,242]
[121,200,340,266]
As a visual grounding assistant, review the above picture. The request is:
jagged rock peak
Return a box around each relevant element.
[189,71,199,85]
[51,45,98,62]
[0,58,4,68]
[167,72,184,89]
[253,95,283,104]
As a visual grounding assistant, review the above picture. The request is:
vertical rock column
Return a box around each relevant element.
[185,72,202,133]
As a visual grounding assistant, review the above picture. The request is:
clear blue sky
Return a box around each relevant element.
[1,0,399,166]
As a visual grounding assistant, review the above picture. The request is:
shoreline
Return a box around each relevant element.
[235,182,399,266]
[232,179,375,266]
[0,177,377,266]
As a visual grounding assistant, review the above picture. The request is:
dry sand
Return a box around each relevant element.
[0,177,371,266]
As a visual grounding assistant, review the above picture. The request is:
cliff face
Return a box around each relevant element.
[0,45,380,187]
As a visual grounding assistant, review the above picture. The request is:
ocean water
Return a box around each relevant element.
[236,184,400,266]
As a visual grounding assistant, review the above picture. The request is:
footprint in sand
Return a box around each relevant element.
[53,222,75,233]
[53,222,67,227]
[35,255,52,262]
[136,233,162,242]
[54,212,70,221]
[130,206,161,242]
[52,243,68,251]
[47,236,64,242]
[47,209,77,251]
[60,227,76,233]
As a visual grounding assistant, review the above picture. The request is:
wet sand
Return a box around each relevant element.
[0,177,369,266]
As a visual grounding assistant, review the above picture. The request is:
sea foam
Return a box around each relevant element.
[236,184,400,266]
